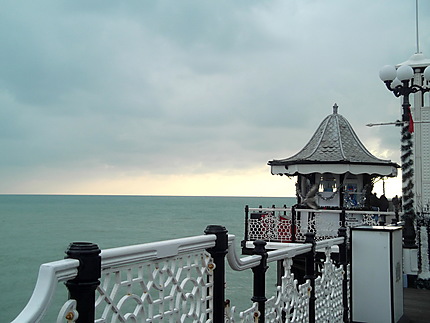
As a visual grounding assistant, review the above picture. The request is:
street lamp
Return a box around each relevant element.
[379,64,430,247]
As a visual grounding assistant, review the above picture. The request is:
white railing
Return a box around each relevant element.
[13,230,347,323]
[226,236,346,322]
[314,239,345,322]
[96,235,216,322]
[247,206,399,242]
[11,259,80,323]
[12,235,216,323]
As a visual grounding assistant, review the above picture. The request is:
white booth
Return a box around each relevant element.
[351,225,403,323]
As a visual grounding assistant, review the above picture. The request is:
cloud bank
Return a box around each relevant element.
[1,0,429,196]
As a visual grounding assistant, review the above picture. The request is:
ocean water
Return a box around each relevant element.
[0,195,295,322]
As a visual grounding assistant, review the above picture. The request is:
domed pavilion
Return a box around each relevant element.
[269,104,399,211]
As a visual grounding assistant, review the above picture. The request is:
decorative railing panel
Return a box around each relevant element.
[95,235,216,322]
[314,246,344,322]
[268,258,311,322]
[95,250,213,322]
[246,206,397,243]
[226,233,347,322]
[238,302,260,322]
[13,226,349,323]
[248,207,294,243]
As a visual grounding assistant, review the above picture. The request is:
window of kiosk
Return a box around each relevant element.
[345,183,359,207]
[319,174,337,192]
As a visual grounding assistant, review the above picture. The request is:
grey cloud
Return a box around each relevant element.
[0,0,429,192]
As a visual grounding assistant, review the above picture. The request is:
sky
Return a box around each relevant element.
[1,0,429,197]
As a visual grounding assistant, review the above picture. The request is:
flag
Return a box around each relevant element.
[408,106,414,133]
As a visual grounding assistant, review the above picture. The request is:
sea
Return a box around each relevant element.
[0,194,295,322]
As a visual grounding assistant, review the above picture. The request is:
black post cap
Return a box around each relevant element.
[65,242,101,283]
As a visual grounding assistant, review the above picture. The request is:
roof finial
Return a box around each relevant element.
[333,103,338,114]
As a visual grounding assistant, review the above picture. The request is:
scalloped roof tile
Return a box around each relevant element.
[269,104,399,167]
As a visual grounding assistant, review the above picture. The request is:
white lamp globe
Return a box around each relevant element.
[424,65,430,81]
[379,65,397,82]
[397,65,414,81]
[391,78,402,88]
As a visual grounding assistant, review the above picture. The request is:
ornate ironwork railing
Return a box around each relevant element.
[96,235,217,322]
[12,225,349,323]
[12,235,217,323]
[245,205,400,243]
[236,233,348,322]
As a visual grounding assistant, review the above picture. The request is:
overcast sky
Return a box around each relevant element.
[1,0,429,197]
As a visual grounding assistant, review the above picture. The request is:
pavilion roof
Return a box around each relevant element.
[268,104,399,176]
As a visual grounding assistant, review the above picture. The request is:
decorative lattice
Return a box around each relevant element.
[294,218,306,242]
[238,302,259,323]
[248,206,388,244]
[314,214,339,240]
[361,214,379,226]
[265,258,310,322]
[17,231,353,323]
[248,210,295,243]
[94,251,213,322]
[224,301,235,322]
[314,247,344,323]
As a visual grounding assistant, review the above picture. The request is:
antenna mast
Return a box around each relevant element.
[416,0,420,53]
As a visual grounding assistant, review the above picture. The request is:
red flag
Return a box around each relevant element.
[408,106,414,133]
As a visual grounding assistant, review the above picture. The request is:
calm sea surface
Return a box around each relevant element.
[0,195,294,322]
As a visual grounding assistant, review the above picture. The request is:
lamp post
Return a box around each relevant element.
[379,64,430,247]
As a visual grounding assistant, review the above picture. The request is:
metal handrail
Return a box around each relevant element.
[11,259,80,323]
[101,234,216,268]
[13,230,349,322]
[12,235,217,322]
[266,243,312,262]
[249,206,401,217]
[227,234,262,271]
[295,208,400,216]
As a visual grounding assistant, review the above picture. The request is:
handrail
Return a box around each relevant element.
[260,238,345,263]
[295,208,399,216]
[12,235,217,322]
[346,210,398,216]
[315,237,345,249]
[249,206,400,217]
[101,234,216,268]
[228,235,316,267]
[248,207,291,212]
[267,244,312,262]
[295,208,340,213]
[12,231,350,322]
[227,234,262,271]
[11,259,80,323]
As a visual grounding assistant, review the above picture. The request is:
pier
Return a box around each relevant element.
[13,218,424,323]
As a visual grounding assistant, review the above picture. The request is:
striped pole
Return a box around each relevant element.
[401,96,417,248]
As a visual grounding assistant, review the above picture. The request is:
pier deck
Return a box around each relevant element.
[402,287,430,322]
